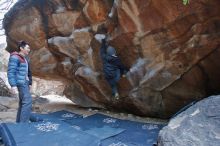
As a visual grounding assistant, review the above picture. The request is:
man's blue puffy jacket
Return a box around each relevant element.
[7,52,32,87]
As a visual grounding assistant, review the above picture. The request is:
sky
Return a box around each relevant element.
[0,0,17,43]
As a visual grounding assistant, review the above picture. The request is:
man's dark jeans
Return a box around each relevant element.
[17,81,32,122]
[107,69,121,96]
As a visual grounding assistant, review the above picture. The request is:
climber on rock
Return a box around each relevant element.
[99,35,128,100]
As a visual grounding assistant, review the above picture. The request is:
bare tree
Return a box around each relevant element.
[0,0,15,36]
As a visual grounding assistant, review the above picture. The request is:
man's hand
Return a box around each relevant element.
[29,85,32,93]
[11,87,18,98]
[95,34,106,43]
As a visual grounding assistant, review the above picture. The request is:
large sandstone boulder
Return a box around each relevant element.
[3,0,220,118]
[158,95,220,146]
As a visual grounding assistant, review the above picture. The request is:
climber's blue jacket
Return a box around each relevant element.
[7,52,32,87]
[100,39,127,79]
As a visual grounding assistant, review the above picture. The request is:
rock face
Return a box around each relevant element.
[31,78,65,96]
[0,43,11,97]
[0,71,65,97]
[158,95,220,146]
[0,78,11,97]
[0,43,8,72]
[3,0,220,118]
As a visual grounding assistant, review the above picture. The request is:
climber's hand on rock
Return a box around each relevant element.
[95,34,106,43]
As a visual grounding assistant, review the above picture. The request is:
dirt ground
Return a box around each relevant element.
[1,95,168,124]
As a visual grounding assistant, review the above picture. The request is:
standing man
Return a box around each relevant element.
[7,41,32,122]
[99,37,128,99]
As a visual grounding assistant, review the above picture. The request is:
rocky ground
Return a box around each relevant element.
[0,95,168,124]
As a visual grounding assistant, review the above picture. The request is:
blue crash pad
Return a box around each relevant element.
[1,110,165,146]
[101,117,163,146]
[64,113,165,146]
[0,119,100,146]
[31,110,125,140]
[30,110,82,122]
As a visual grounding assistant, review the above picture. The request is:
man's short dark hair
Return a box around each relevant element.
[17,40,28,51]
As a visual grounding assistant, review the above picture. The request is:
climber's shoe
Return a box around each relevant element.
[114,92,119,100]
